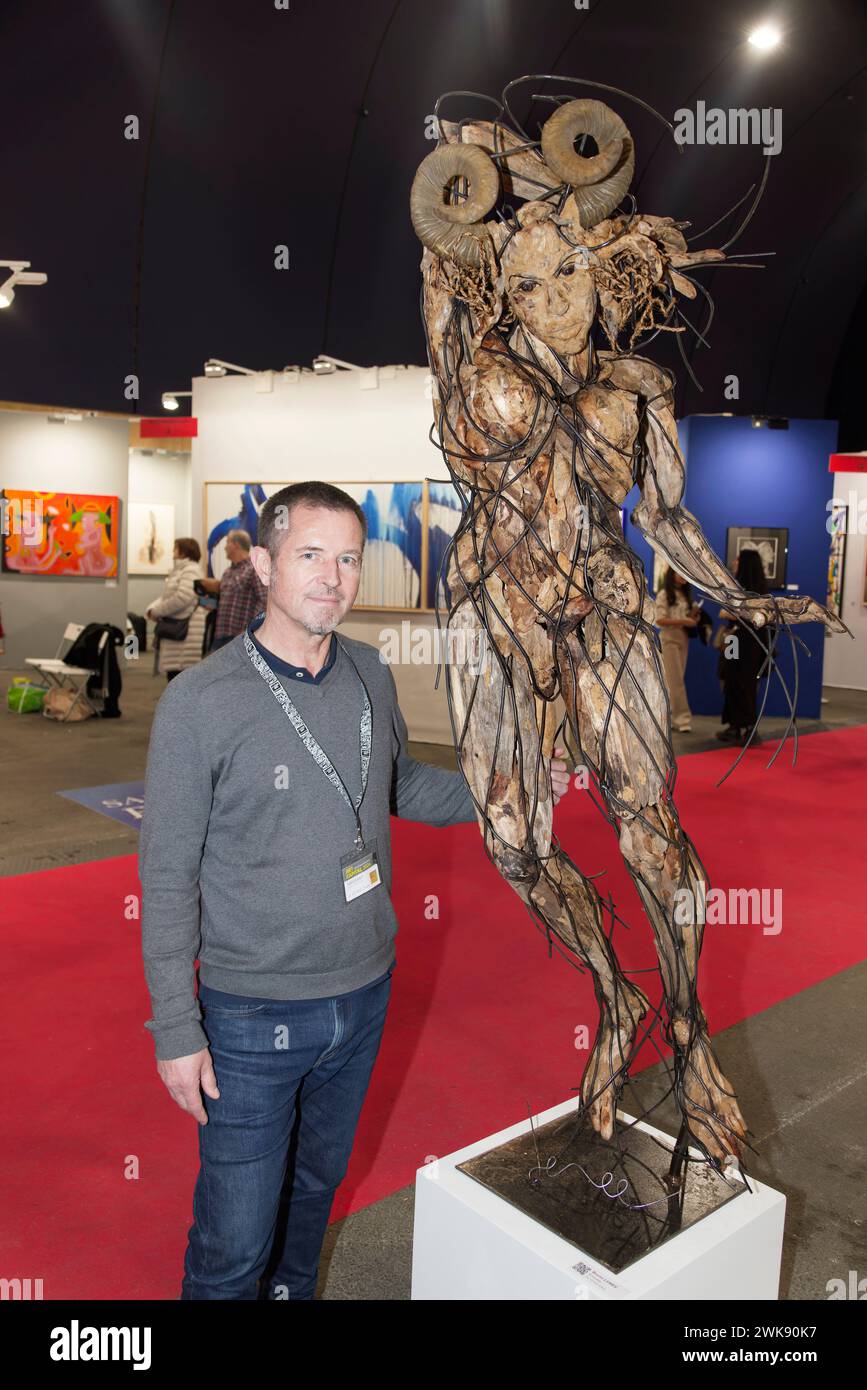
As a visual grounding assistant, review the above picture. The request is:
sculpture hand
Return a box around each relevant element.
[550,745,571,806]
[738,594,851,636]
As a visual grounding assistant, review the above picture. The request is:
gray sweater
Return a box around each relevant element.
[139,630,478,1060]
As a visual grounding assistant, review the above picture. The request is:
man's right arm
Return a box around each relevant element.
[139,684,215,1061]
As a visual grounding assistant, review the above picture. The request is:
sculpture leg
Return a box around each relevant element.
[616,800,748,1166]
[445,596,649,1140]
[558,616,748,1169]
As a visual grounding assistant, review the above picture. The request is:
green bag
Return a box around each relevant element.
[7,677,46,713]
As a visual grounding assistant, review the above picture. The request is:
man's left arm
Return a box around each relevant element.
[386,670,571,826]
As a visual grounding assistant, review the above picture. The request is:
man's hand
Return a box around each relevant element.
[157,1048,220,1124]
[550,745,571,806]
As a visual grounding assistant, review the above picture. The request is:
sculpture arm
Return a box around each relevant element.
[631,373,848,633]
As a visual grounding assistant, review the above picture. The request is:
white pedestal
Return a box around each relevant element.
[411,1098,785,1300]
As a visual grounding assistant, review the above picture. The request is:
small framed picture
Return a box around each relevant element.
[826,504,847,617]
[726,526,789,589]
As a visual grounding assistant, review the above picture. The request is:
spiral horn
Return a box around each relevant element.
[410,143,500,268]
[540,98,635,228]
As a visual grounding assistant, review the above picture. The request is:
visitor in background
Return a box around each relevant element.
[716,547,774,745]
[146,538,208,683]
[654,566,700,733]
[198,529,267,651]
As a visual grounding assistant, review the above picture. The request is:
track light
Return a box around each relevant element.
[312,355,365,373]
[161,390,192,411]
[0,259,48,309]
[204,358,255,376]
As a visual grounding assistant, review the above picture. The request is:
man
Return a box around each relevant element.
[139,480,571,1300]
[199,528,267,650]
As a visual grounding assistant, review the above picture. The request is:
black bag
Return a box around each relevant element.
[154,614,190,642]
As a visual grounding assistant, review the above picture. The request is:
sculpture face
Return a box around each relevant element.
[502,221,596,356]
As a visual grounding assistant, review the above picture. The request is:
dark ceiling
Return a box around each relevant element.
[2,0,866,439]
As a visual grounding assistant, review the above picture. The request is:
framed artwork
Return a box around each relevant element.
[205,483,270,580]
[128,502,175,575]
[826,504,847,617]
[1,489,119,577]
[342,482,423,609]
[725,526,789,589]
[204,481,424,610]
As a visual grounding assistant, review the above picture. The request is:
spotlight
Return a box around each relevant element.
[203,358,255,376]
[312,355,366,373]
[162,393,179,410]
[751,416,765,428]
[748,23,782,50]
[0,259,48,308]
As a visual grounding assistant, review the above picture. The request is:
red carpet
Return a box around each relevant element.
[2,726,866,1298]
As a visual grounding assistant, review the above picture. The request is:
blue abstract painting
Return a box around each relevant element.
[426,480,464,610]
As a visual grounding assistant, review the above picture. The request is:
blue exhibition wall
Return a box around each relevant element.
[622,415,838,720]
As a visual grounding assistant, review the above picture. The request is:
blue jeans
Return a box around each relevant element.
[180,966,394,1300]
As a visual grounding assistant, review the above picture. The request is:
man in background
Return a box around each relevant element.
[199,528,267,650]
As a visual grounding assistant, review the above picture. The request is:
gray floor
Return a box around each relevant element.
[3,665,866,1299]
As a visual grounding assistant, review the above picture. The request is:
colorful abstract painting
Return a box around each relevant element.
[826,503,847,617]
[1,489,119,577]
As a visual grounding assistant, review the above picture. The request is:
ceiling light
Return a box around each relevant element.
[0,259,48,308]
[748,23,781,50]
[204,358,255,376]
[312,354,366,373]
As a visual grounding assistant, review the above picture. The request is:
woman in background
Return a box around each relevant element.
[716,547,774,744]
[654,567,700,733]
[146,538,207,682]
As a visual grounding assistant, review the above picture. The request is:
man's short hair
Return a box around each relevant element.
[257,482,367,559]
[227,529,252,552]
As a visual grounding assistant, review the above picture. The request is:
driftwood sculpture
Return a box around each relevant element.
[410,78,848,1176]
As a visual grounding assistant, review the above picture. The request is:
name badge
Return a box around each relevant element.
[340,838,382,903]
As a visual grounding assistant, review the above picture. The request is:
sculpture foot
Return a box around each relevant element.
[581,982,649,1141]
[676,1025,748,1168]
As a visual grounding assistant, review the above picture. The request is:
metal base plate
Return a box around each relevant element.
[456,1109,745,1274]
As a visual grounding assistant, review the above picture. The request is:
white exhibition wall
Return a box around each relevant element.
[0,410,130,670]
[191,365,460,743]
[824,470,867,691]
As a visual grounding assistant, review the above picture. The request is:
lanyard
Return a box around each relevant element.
[243,631,372,849]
